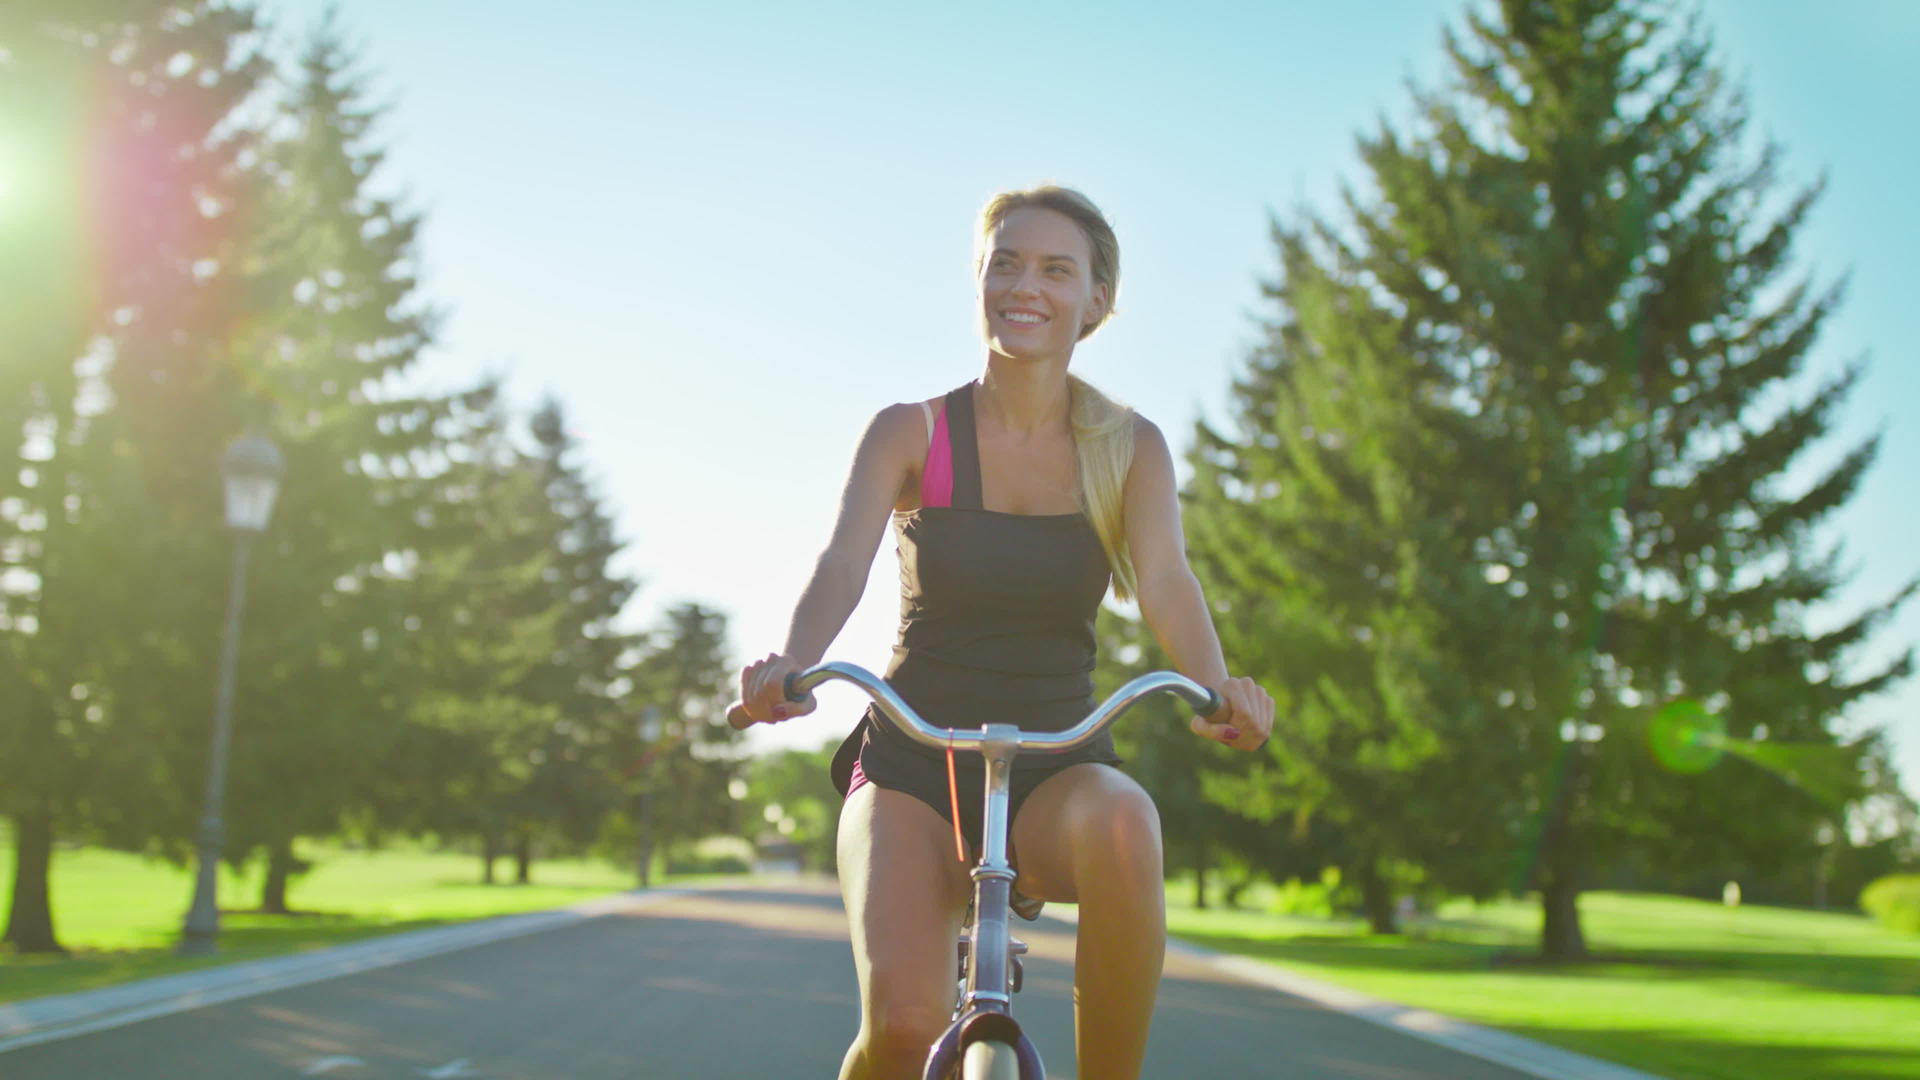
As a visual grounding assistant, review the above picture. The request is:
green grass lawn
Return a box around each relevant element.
[1166,887,1920,1080]
[0,837,656,1004]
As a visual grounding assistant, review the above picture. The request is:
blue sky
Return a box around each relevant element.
[264,0,1919,791]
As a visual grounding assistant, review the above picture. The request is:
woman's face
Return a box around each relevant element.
[978,206,1108,362]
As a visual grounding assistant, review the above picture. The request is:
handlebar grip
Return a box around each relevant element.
[726,672,814,730]
[1198,689,1224,718]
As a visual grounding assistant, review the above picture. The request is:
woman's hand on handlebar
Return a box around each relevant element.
[730,652,817,728]
[1190,675,1273,752]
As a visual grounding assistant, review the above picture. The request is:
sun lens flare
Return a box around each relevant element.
[1649,698,1726,774]
[1648,699,1866,808]
[1720,740,1867,809]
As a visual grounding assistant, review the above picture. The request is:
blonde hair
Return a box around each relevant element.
[977,185,1138,600]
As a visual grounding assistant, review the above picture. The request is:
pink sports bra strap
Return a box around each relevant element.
[920,401,954,509]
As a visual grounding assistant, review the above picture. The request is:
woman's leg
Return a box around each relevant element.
[1009,763,1165,1080]
[837,783,973,1080]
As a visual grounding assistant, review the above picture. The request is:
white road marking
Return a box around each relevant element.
[0,888,690,1057]
[301,1055,367,1075]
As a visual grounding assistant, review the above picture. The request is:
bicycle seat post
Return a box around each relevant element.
[964,722,1023,1012]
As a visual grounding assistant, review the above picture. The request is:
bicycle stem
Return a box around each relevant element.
[964,725,1022,1008]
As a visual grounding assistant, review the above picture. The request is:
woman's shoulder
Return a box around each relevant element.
[1124,412,1174,487]
[868,398,941,433]
[856,399,943,465]
[874,393,953,432]
[1129,411,1167,453]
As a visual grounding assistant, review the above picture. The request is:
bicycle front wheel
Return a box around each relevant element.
[961,1039,1021,1080]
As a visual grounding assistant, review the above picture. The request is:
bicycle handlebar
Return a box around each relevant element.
[726,660,1221,753]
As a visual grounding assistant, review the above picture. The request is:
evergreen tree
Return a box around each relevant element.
[1200,0,1913,956]
[1186,247,1514,931]
[497,400,642,881]
[373,391,570,882]
[373,397,646,884]
[214,11,461,912]
[1,0,270,954]
[628,602,739,885]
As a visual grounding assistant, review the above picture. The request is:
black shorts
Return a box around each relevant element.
[832,720,1102,857]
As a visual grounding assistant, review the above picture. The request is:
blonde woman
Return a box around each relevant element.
[736,185,1273,1080]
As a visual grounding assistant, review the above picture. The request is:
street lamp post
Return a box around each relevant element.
[634,707,662,889]
[179,431,284,956]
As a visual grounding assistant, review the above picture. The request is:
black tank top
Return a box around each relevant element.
[831,383,1119,792]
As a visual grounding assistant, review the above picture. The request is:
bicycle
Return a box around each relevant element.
[737,660,1219,1080]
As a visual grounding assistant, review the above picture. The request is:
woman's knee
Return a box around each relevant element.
[861,998,950,1065]
[1070,777,1163,882]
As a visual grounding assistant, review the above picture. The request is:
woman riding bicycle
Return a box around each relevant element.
[735,185,1274,1080]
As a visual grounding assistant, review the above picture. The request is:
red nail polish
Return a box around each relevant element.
[772,706,790,720]
[1224,727,1241,741]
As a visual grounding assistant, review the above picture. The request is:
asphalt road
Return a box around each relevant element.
[1,881,1544,1079]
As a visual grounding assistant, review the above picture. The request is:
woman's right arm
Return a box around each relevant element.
[736,403,922,725]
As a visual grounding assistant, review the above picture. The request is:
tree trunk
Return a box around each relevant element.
[1814,834,1833,909]
[260,836,294,914]
[635,792,654,889]
[514,830,532,885]
[1358,860,1397,935]
[1540,874,1586,959]
[1192,839,1209,910]
[481,832,499,885]
[1535,739,1591,960]
[4,803,64,954]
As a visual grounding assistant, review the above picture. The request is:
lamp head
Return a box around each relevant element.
[221,431,284,533]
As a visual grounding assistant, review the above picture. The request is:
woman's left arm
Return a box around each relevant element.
[1124,416,1273,752]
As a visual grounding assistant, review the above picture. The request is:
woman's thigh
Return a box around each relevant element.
[837,783,973,1014]
[1008,763,1162,904]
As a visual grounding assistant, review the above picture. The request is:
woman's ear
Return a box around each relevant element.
[1083,282,1112,331]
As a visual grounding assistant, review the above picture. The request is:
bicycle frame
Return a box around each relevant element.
[782,661,1219,1080]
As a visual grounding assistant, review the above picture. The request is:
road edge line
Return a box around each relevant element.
[0,888,687,1056]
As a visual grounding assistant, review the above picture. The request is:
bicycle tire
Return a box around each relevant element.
[961,1039,1021,1080]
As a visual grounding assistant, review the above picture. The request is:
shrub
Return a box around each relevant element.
[1859,874,1920,934]
[1268,868,1341,918]
[664,835,754,876]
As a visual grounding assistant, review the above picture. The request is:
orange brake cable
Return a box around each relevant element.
[946,728,965,863]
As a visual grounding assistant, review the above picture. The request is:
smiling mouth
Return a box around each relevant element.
[1001,311,1047,326]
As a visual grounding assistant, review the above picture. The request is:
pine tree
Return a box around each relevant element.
[374,390,570,881]
[371,397,649,884]
[1200,0,1913,957]
[1,0,270,954]
[1187,211,1519,932]
[213,11,464,912]
[628,602,739,885]
[496,400,643,882]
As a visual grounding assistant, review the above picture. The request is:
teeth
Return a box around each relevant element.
[1004,312,1045,324]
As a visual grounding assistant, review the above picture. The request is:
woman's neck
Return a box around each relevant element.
[977,355,1072,439]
